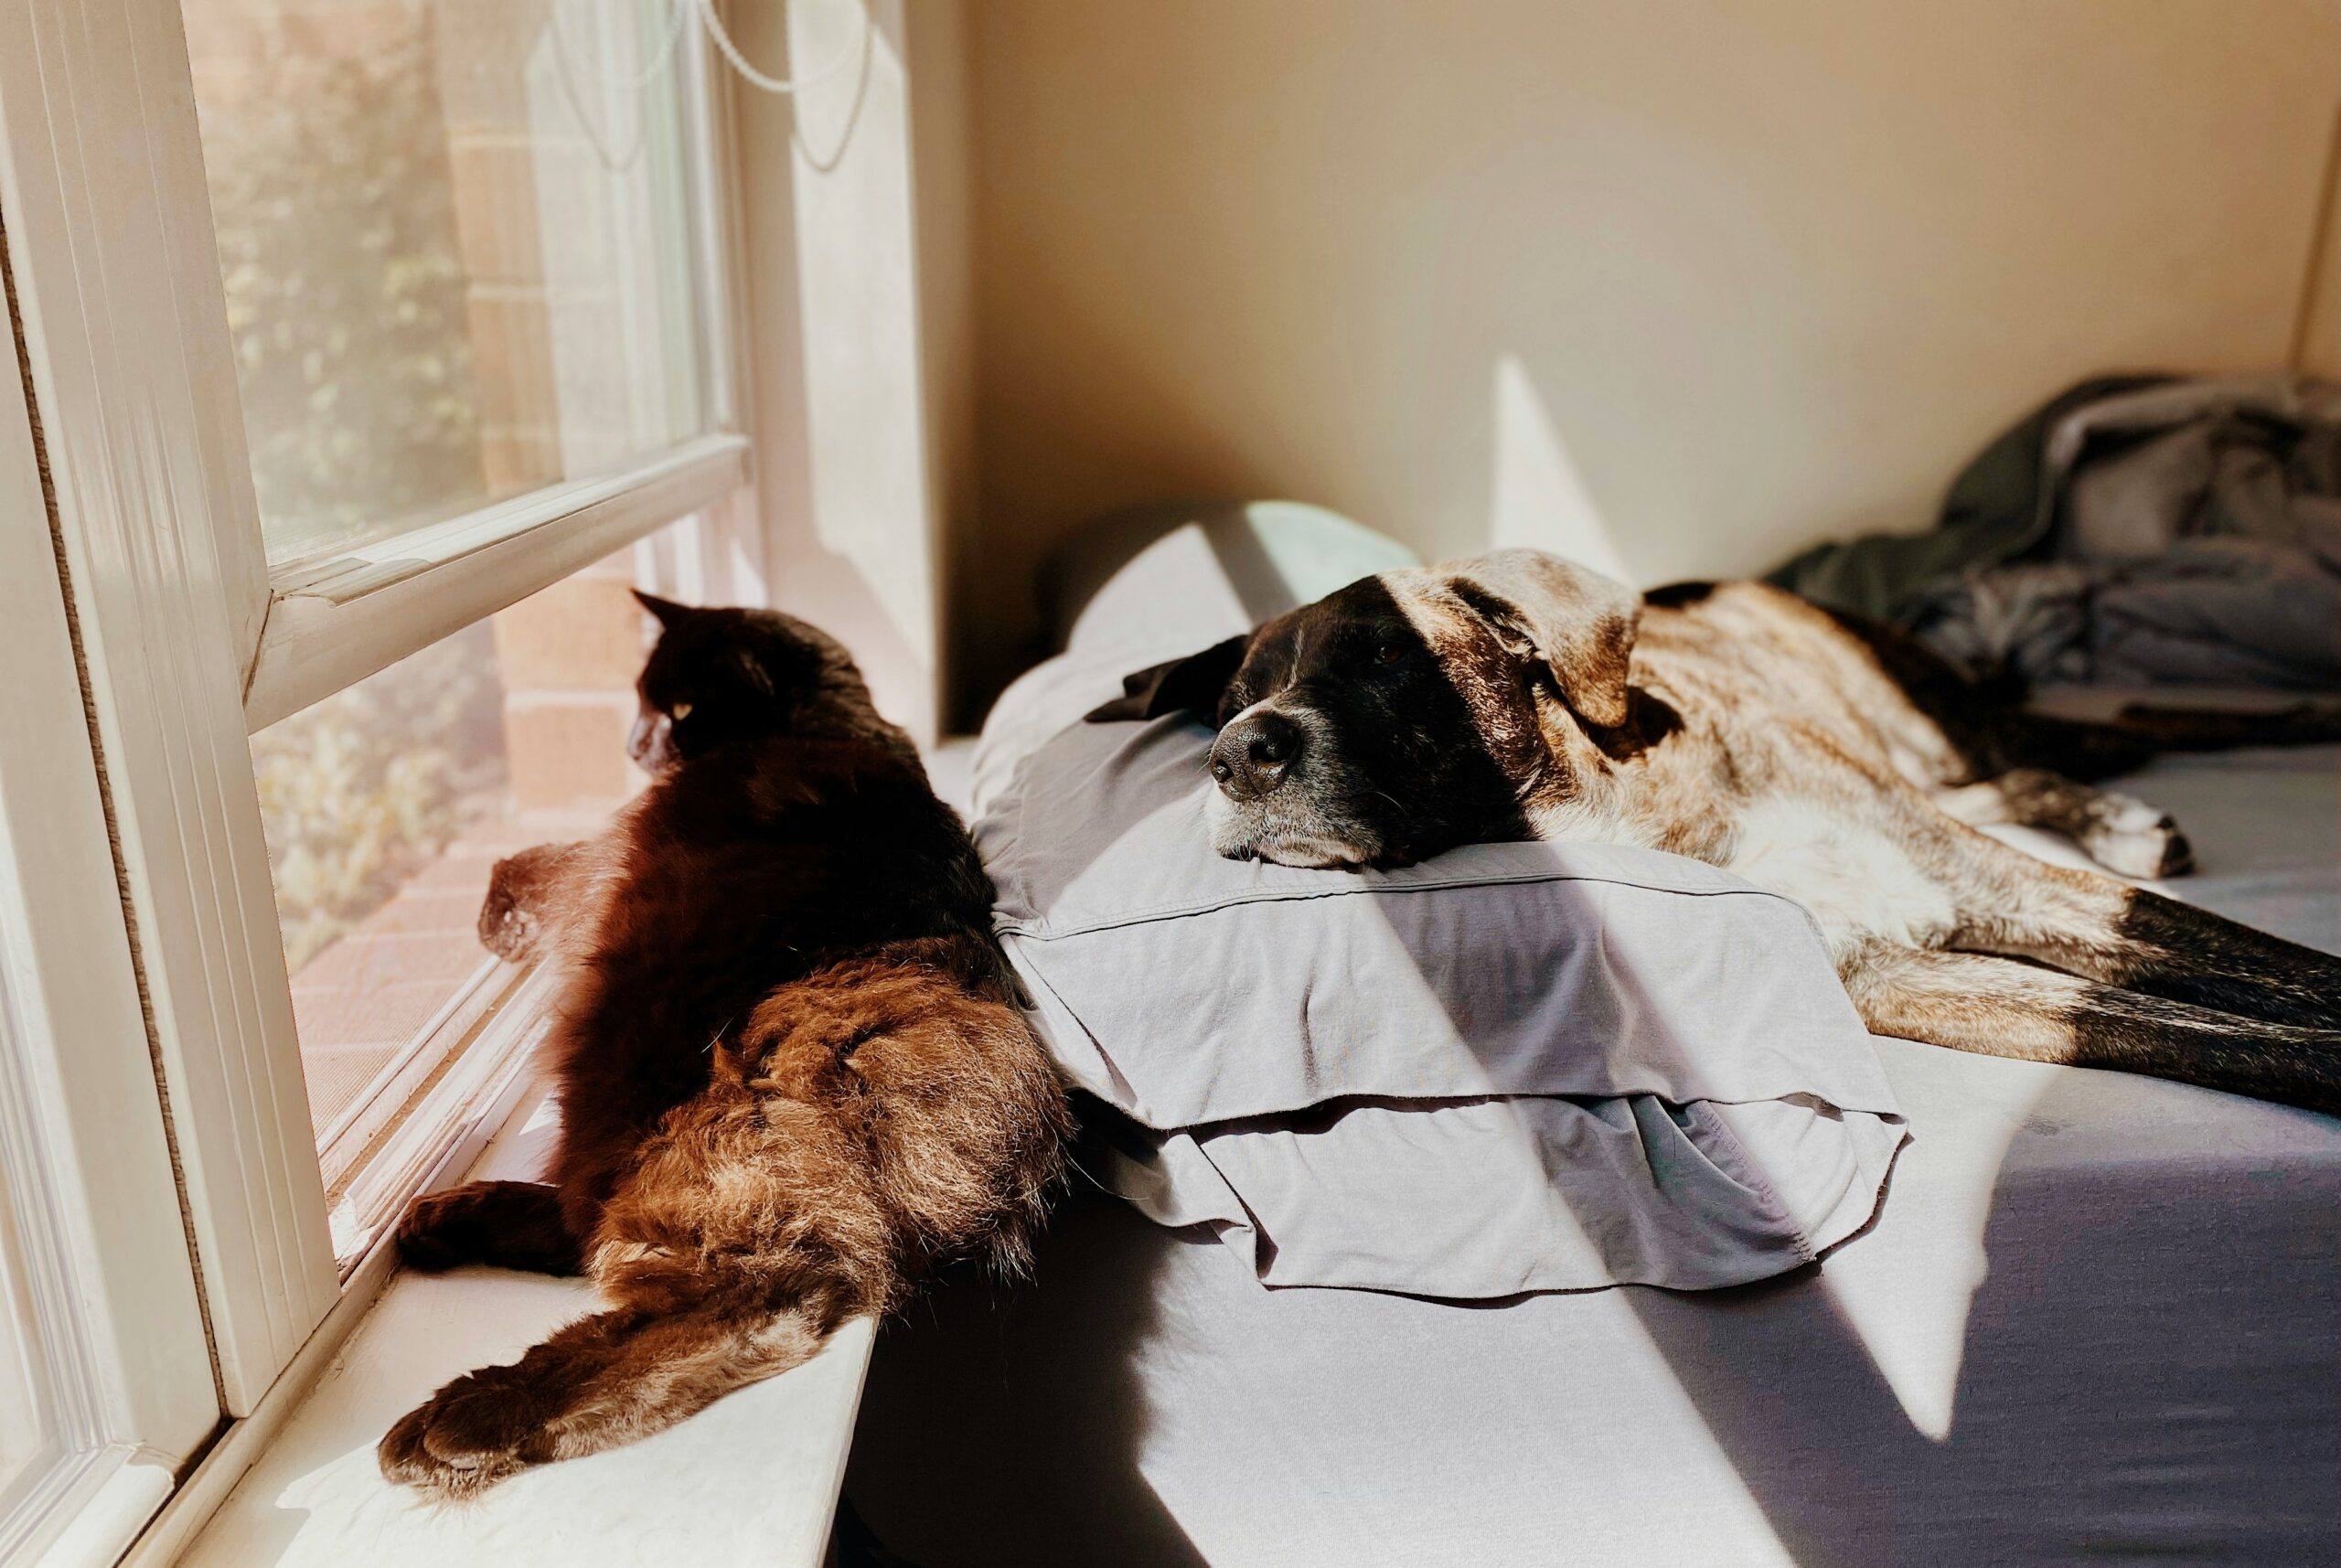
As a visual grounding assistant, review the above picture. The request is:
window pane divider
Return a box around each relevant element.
[244,431,750,730]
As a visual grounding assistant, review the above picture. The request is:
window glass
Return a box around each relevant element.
[182,0,709,565]
[251,523,698,1213]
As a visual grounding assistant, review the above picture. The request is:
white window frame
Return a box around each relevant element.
[0,225,220,1568]
[0,0,758,1522]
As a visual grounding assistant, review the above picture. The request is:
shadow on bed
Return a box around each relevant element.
[1626,1071,2341,1566]
[843,1161,1213,1568]
[847,1081,2339,1566]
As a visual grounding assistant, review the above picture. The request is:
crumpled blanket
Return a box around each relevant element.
[1772,375,2341,691]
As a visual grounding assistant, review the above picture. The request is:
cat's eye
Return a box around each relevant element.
[670,701,694,720]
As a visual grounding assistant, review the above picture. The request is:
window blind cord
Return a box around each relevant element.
[553,0,690,93]
[551,0,871,174]
[549,0,689,172]
[696,0,871,98]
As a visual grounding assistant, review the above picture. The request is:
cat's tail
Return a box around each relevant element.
[379,1275,855,1502]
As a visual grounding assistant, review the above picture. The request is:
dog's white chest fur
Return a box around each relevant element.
[1722,797,1957,956]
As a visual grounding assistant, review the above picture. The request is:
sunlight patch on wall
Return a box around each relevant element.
[1488,355,1636,584]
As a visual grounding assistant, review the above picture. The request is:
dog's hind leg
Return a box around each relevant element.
[1839,941,2341,1114]
[1928,827,2341,1030]
[1931,767,2192,879]
[2091,889,2341,1030]
[1986,699,2341,782]
[2112,699,2341,749]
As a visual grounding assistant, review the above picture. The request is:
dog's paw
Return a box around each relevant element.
[378,1368,545,1501]
[2084,795,2194,880]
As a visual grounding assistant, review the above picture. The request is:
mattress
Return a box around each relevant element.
[845,737,2341,1567]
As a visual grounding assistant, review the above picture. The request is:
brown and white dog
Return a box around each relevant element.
[1091,549,2341,1115]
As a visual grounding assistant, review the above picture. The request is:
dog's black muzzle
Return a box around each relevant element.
[1208,709,1305,802]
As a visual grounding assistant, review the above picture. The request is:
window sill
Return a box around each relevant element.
[157,1078,875,1568]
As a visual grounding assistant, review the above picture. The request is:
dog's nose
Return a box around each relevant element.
[1209,710,1303,801]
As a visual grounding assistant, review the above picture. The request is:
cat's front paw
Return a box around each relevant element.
[379,1366,547,1501]
[476,860,544,963]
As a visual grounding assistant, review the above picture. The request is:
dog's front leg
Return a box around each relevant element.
[1930,768,2192,879]
[1839,941,2341,1115]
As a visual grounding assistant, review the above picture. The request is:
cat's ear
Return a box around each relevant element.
[632,590,693,630]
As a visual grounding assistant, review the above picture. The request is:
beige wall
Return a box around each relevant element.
[952,0,2341,717]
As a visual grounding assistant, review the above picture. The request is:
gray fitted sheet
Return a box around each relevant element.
[848,738,2341,1568]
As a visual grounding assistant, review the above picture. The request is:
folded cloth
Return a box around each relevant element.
[976,707,1907,1298]
[1774,373,2341,692]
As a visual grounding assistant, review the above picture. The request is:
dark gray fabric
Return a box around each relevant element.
[1917,379,2341,688]
[1770,373,2341,691]
[1919,539,2341,689]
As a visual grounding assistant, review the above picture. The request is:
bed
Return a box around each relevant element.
[844,512,2341,1567]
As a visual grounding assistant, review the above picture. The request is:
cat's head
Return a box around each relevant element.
[626,592,905,773]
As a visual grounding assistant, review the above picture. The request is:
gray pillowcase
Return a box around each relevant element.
[976,656,1906,1297]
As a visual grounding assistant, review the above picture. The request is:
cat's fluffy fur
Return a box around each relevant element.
[379,596,1068,1499]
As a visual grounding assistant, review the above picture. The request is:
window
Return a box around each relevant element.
[179,0,755,1275]
[254,522,702,1264]
[183,0,712,563]
[0,0,756,1557]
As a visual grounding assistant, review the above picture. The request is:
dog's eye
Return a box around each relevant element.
[1373,642,1406,667]
[670,701,694,721]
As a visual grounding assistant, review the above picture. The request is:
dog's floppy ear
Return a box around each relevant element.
[1085,633,1252,724]
[1444,549,1640,728]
